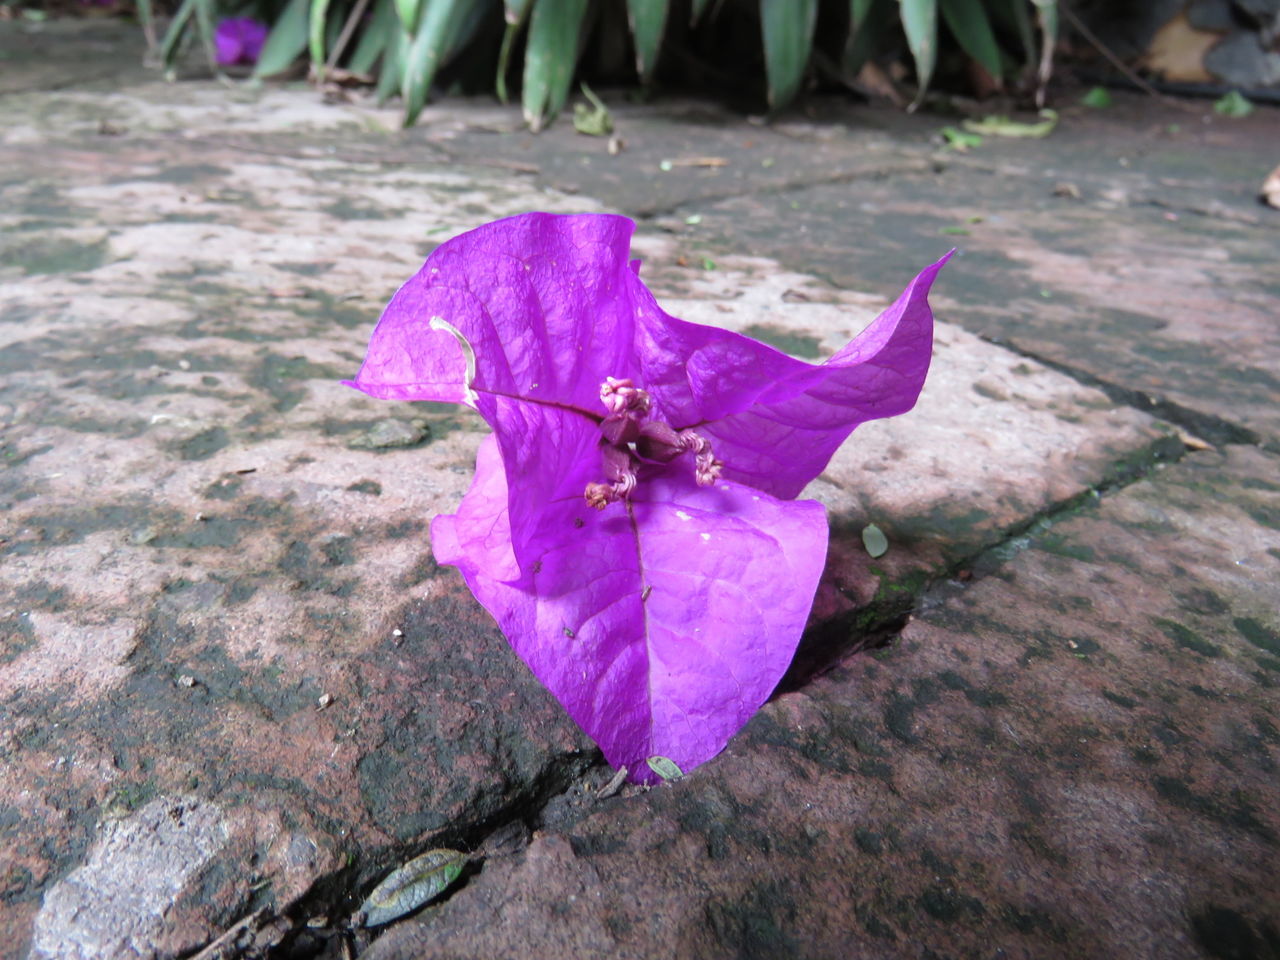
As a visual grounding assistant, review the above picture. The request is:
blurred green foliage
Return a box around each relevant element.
[147,0,1059,129]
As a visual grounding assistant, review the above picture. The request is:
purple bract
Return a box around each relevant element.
[346,213,948,781]
[214,18,268,67]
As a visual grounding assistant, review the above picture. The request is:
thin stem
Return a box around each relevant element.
[1058,0,1199,113]
[475,385,603,424]
[326,0,372,74]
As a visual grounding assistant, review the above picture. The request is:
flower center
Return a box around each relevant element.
[584,377,723,509]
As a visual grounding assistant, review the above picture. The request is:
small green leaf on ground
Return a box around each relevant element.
[684,214,703,225]
[647,756,684,780]
[572,81,613,136]
[1213,90,1254,118]
[700,257,716,271]
[939,226,970,236]
[861,523,889,558]
[941,126,984,151]
[360,849,466,927]
[963,109,1058,138]
[1080,86,1112,109]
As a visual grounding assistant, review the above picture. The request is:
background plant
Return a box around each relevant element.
[147,0,1060,129]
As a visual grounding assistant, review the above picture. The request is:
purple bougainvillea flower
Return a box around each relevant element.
[214,17,268,67]
[346,213,948,781]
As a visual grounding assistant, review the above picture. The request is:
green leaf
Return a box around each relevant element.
[496,22,519,103]
[900,0,938,109]
[985,0,1034,73]
[939,0,1002,80]
[376,27,409,103]
[962,108,1057,138]
[760,0,817,109]
[522,0,590,132]
[941,125,982,150]
[504,0,533,24]
[309,0,334,73]
[844,0,893,77]
[627,0,669,82]
[861,523,889,558]
[360,849,466,927]
[395,0,422,31]
[254,0,312,77]
[646,756,684,781]
[191,0,220,72]
[349,0,396,75]
[157,0,198,71]
[1080,86,1111,108]
[1213,90,1254,118]
[1032,0,1057,49]
[572,81,614,135]
[135,0,157,50]
[401,0,475,126]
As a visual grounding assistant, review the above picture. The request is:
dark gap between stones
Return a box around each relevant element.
[980,336,1263,450]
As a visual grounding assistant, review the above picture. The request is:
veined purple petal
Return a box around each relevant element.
[641,254,950,498]
[434,440,829,780]
[484,397,600,574]
[431,435,519,582]
[344,213,641,413]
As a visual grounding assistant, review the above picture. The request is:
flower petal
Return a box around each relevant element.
[636,253,951,498]
[344,213,642,414]
[434,446,828,781]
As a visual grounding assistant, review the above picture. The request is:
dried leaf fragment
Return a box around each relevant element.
[1262,165,1280,211]
[596,766,628,799]
[359,849,466,927]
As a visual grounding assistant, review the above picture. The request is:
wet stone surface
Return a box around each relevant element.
[2,17,1278,960]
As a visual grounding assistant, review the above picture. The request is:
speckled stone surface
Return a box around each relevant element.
[368,446,1280,960]
[1,17,1277,960]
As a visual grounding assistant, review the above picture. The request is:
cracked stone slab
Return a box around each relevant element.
[366,445,1280,960]
[0,64,1182,957]
[668,103,1280,444]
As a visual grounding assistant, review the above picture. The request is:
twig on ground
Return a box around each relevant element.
[190,908,269,960]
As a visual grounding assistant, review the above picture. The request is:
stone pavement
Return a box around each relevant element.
[1,18,1278,960]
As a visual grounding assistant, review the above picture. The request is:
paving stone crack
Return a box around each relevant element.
[782,429,1189,693]
[979,335,1264,449]
[255,748,600,958]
